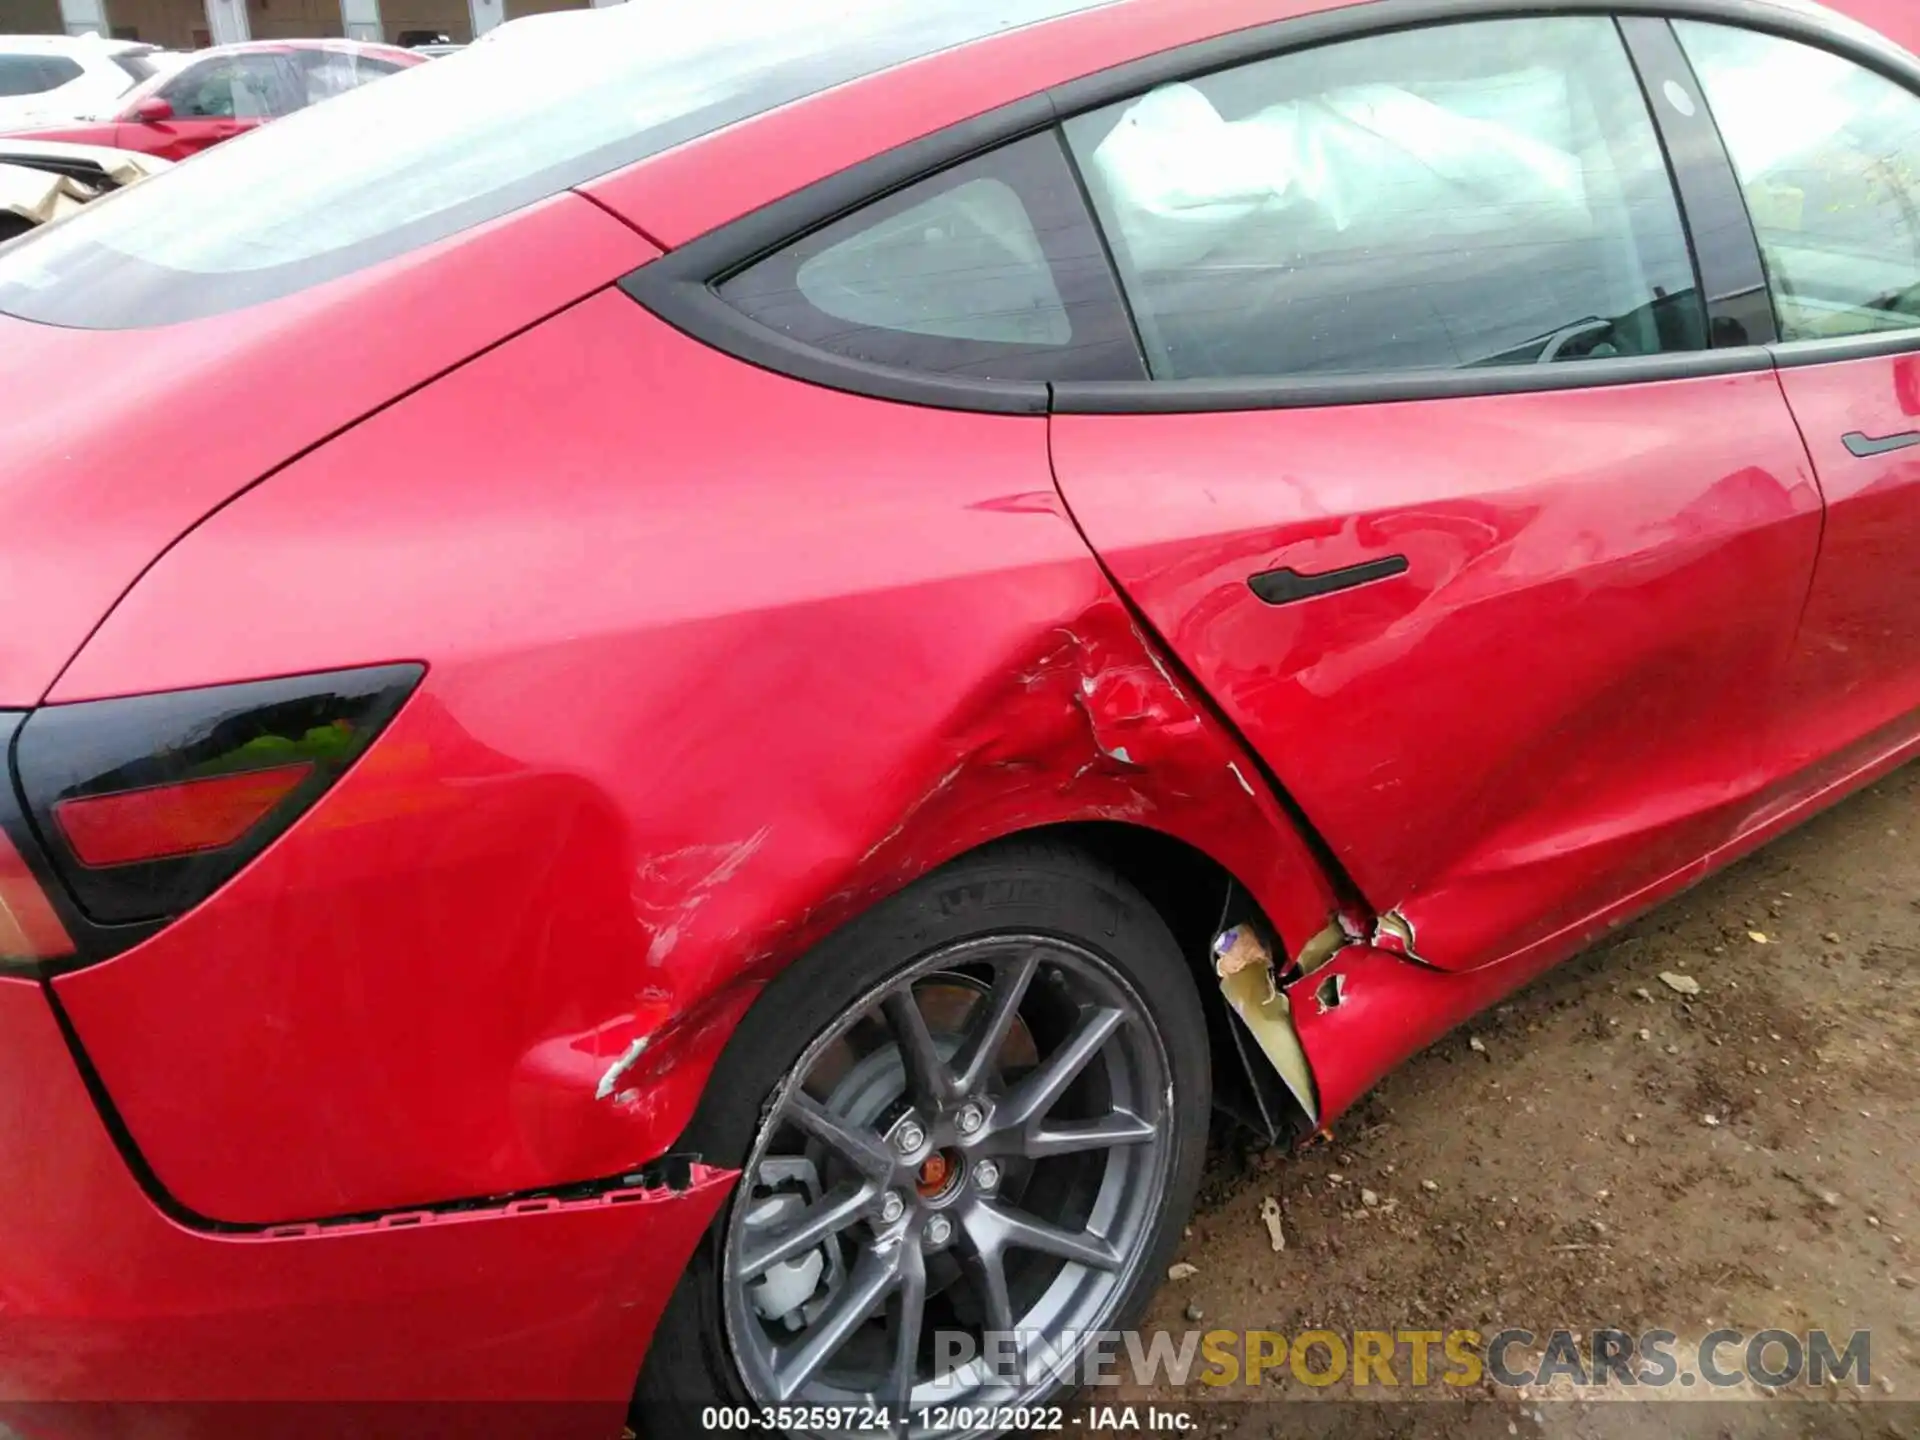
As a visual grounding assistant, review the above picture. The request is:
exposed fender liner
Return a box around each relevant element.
[1217,959,1319,1128]
[1207,913,1370,1132]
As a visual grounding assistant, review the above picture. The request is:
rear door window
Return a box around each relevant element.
[1674,20,1920,342]
[0,55,81,97]
[1061,17,1706,379]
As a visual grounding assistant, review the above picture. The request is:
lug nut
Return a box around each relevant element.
[956,1103,984,1135]
[925,1215,953,1246]
[878,1191,906,1224]
[973,1159,1000,1191]
[894,1122,926,1153]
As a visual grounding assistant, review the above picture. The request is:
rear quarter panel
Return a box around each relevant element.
[50,293,1337,1224]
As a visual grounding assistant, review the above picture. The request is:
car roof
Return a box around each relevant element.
[0,0,1893,335]
[209,38,417,59]
[0,35,153,55]
[587,0,1879,246]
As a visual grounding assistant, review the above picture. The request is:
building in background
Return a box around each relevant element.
[0,0,619,48]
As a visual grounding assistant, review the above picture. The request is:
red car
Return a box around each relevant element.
[0,0,1916,1433]
[8,39,418,161]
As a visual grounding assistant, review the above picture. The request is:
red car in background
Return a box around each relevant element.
[7,39,418,160]
[0,0,1918,1435]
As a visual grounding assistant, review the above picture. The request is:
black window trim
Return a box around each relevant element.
[713,126,1149,392]
[622,94,1063,415]
[1618,15,1779,348]
[619,0,1920,415]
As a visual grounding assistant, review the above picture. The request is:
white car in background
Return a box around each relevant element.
[0,37,164,131]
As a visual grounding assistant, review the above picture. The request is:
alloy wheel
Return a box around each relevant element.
[720,933,1174,1436]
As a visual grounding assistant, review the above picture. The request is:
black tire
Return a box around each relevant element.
[633,840,1211,1439]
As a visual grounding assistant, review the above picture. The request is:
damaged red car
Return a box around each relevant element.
[2,0,1918,1434]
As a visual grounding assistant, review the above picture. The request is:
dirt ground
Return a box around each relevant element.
[1092,762,1920,1438]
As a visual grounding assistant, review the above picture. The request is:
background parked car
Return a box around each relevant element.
[0,36,163,131]
[4,39,420,161]
[0,137,168,243]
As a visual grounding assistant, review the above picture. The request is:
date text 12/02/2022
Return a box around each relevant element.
[696,1407,1196,1432]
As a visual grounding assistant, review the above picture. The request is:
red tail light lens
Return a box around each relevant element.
[16,664,422,933]
[53,763,316,869]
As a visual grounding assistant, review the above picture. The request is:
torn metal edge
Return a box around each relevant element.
[1294,915,1353,976]
[595,1035,650,1100]
[1371,908,1429,964]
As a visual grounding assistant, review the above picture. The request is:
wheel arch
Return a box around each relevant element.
[660,818,1320,1167]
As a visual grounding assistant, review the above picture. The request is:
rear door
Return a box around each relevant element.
[1048,13,1824,971]
[1671,19,1920,797]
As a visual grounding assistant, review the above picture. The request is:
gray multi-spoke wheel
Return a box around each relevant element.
[633,844,1211,1440]
[723,936,1171,1428]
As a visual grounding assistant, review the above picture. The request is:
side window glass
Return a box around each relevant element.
[1674,22,1920,342]
[166,61,237,117]
[717,131,1144,383]
[299,52,399,106]
[36,57,83,90]
[1062,17,1706,380]
[169,56,299,119]
[0,56,60,98]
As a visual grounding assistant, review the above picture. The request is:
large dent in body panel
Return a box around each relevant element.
[576,592,1342,1159]
[578,595,1383,1148]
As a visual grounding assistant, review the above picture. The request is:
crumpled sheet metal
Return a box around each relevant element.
[0,145,168,231]
[0,164,97,229]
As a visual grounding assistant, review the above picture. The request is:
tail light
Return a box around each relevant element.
[0,714,73,971]
[4,664,422,967]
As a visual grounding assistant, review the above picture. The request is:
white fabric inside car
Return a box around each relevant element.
[1087,76,1594,274]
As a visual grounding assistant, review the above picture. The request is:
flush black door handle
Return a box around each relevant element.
[1842,429,1920,458]
[1249,554,1410,606]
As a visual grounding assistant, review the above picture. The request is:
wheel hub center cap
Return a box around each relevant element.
[916,1146,962,1200]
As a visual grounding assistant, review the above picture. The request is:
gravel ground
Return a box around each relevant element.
[1083,761,1920,1438]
